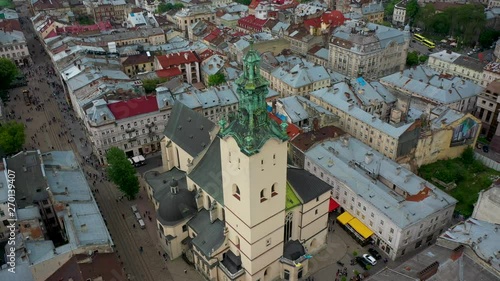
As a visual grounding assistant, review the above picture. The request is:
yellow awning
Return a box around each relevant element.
[347,218,374,239]
[337,211,354,225]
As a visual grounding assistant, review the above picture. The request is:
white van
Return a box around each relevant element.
[131,155,146,167]
[138,219,146,229]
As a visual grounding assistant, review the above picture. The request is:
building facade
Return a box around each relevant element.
[475,80,500,139]
[329,22,410,80]
[154,51,201,84]
[85,0,128,23]
[392,1,407,26]
[427,50,486,86]
[482,62,500,87]
[305,137,457,260]
[174,6,215,37]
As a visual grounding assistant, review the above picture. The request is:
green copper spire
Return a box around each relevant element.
[219,42,288,156]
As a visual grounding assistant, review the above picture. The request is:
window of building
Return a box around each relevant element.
[260,189,267,202]
[271,183,278,197]
[182,225,187,232]
[233,184,240,200]
[284,212,293,241]
[380,220,384,225]
[390,228,394,234]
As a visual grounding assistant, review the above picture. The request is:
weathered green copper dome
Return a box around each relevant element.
[218,41,288,156]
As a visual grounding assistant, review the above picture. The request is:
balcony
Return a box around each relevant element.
[219,250,245,280]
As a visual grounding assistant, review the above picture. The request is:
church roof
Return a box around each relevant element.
[187,209,225,257]
[163,102,215,157]
[188,138,224,205]
[286,168,331,203]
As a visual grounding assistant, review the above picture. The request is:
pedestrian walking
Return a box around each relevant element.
[139,246,143,253]
[132,224,135,229]
[184,269,187,274]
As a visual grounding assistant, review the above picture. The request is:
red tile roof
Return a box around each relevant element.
[108,96,159,120]
[238,15,268,32]
[155,51,200,69]
[122,53,154,66]
[46,253,125,281]
[321,11,345,27]
[249,0,260,9]
[156,68,182,78]
[0,19,21,32]
[269,113,301,139]
[304,17,322,29]
[56,21,113,35]
[203,28,222,43]
[291,126,345,152]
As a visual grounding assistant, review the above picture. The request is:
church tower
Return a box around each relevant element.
[218,42,289,281]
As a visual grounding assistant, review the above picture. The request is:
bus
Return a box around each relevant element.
[413,34,425,42]
[422,39,436,49]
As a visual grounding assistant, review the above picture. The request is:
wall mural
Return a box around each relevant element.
[450,118,479,147]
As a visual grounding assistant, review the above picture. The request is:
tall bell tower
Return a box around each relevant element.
[219,42,289,281]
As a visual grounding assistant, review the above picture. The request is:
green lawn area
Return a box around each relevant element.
[0,0,14,8]
[418,150,500,217]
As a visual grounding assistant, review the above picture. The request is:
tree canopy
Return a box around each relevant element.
[0,58,19,90]
[142,78,168,93]
[106,147,139,200]
[0,121,25,155]
[157,3,184,13]
[234,0,251,5]
[207,72,226,87]
[414,4,486,46]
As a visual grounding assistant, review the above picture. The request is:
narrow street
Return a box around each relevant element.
[7,3,200,281]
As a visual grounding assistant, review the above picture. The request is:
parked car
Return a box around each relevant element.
[356,256,370,270]
[368,248,382,260]
[363,254,377,266]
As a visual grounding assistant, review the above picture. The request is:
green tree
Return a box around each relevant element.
[479,28,500,48]
[461,146,475,166]
[77,15,94,25]
[0,58,19,90]
[406,51,419,66]
[235,0,251,5]
[385,0,398,19]
[106,147,139,199]
[157,2,184,13]
[207,72,226,87]
[142,78,168,93]
[0,121,25,155]
[406,0,419,23]
[418,55,428,64]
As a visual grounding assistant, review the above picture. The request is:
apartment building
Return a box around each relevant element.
[380,66,481,115]
[84,0,128,22]
[0,9,31,66]
[122,53,155,77]
[427,50,486,86]
[259,54,330,97]
[85,96,166,163]
[329,22,410,80]
[305,137,457,260]
[154,51,201,84]
[482,62,500,87]
[392,1,408,26]
[285,25,323,56]
[174,6,215,37]
[415,106,481,167]
[310,87,421,160]
[306,46,329,67]
[95,27,166,47]
[361,2,384,24]
[0,151,118,281]
[475,80,500,139]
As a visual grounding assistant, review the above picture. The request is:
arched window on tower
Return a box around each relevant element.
[271,183,278,197]
[260,188,267,203]
[233,184,240,200]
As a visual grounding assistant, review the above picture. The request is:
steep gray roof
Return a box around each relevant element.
[287,168,331,203]
[187,210,225,257]
[163,102,215,157]
[188,138,224,205]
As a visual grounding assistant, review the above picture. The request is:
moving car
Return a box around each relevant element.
[363,254,377,266]
[355,257,370,270]
[368,248,382,260]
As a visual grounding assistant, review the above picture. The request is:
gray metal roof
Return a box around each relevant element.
[163,102,215,157]
[305,137,457,228]
[187,209,225,257]
[380,66,482,105]
[287,168,331,203]
[278,96,309,123]
[5,150,48,209]
[310,87,415,138]
[429,106,466,130]
[188,138,224,205]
